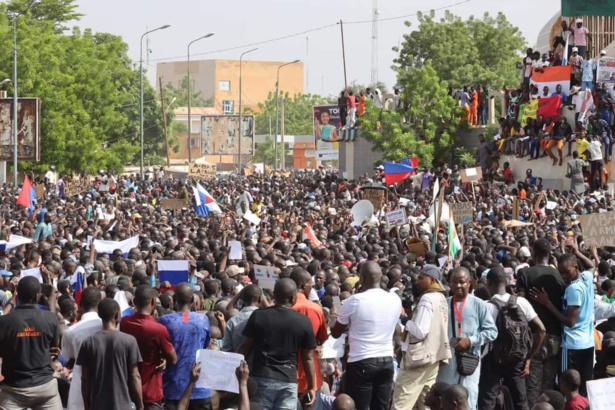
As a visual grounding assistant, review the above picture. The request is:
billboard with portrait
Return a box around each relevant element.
[200,115,254,156]
[0,98,40,161]
[314,105,340,161]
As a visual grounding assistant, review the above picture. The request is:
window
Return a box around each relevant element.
[219,80,231,91]
[222,100,234,114]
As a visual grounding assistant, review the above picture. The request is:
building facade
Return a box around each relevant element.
[157,59,304,115]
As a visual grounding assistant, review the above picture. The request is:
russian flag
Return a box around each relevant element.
[158,260,189,287]
[70,266,85,306]
[114,290,133,318]
[16,175,36,214]
[384,162,416,185]
[92,235,139,258]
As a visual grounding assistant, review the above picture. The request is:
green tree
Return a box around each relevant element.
[253,135,281,167]
[164,75,213,108]
[394,11,526,90]
[246,92,334,136]
[8,0,82,32]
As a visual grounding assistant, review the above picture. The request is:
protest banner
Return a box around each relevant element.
[195,349,244,393]
[363,188,385,211]
[587,378,615,410]
[385,209,407,228]
[254,265,278,290]
[451,202,474,224]
[460,167,483,183]
[189,163,216,180]
[597,57,615,86]
[520,99,538,127]
[64,180,90,197]
[579,211,615,248]
[160,198,189,211]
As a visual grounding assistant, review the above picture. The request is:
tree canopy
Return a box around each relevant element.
[394,11,526,90]
[164,75,213,108]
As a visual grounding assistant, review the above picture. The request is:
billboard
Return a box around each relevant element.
[562,0,615,16]
[0,98,40,161]
[314,105,340,161]
[597,57,615,86]
[201,115,254,156]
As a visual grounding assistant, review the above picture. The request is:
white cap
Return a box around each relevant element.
[572,47,579,52]
[576,18,583,23]
[519,246,531,258]
[601,50,607,55]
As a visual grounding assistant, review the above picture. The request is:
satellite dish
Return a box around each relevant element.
[351,200,374,227]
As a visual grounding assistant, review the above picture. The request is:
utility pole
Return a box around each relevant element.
[281,100,285,169]
[159,77,170,166]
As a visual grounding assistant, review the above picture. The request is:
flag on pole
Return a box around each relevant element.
[16,175,36,214]
[114,290,133,318]
[70,266,85,306]
[384,162,416,185]
[157,260,190,287]
[193,184,222,216]
[562,34,570,66]
[579,90,596,122]
[448,208,461,260]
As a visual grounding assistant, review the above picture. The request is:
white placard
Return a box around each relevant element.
[438,256,448,268]
[587,378,615,410]
[20,268,42,283]
[546,201,558,210]
[86,235,93,250]
[465,168,477,177]
[243,210,261,226]
[195,349,244,393]
[322,334,346,359]
[254,265,279,291]
[228,240,243,260]
[385,209,407,228]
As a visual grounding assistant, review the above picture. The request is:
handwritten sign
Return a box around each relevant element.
[254,265,279,290]
[189,163,216,180]
[587,378,615,410]
[20,268,42,283]
[385,209,407,228]
[363,188,385,211]
[35,184,45,198]
[64,180,90,197]
[451,202,474,224]
[195,349,244,393]
[579,211,615,247]
[160,198,189,211]
[460,167,483,183]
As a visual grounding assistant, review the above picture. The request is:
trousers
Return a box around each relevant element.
[345,357,394,410]
[391,361,439,410]
[478,353,529,410]
[0,378,63,410]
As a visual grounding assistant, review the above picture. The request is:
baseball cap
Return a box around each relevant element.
[225,265,245,277]
[576,18,583,23]
[601,50,607,56]
[419,264,444,288]
[519,246,531,258]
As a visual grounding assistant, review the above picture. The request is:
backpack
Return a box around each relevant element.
[489,296,532,364]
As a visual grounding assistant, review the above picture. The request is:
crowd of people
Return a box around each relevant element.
[0,157,613,410]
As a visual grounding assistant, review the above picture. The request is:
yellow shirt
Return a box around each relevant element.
[577,139,589,160]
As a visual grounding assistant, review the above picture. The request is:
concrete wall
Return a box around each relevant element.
[339,134,381,179]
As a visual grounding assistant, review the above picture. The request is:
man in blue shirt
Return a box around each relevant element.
[581,51,597,92]
[530,253,594,397]
[551,84,569,105]
[159,283,211,410]
[33,213,53,242]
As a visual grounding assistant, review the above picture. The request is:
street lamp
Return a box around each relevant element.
[187,33,214,165]
[274,59,300,170]
[238,48,257,171]
[10,0,40,187]
[140,24,171,177]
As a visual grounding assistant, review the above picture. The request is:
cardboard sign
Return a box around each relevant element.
[512,198,520,221]
[451,202,474,224]
[35,184,45,198]
[189,163,216,180]
[160,198,189,211]
[254,265,279,290]
[363,188,386,211]
[64,180,90,197]
[460,167,483,183]
[579,211,615,248]
[385,209,407,228]
[587,378,615,410]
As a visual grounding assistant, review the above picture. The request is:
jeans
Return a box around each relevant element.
[605,136,613,160]
[0,378,63,410]
[478,353,529,410]
[582,81,594,92]
[562,347,594,397]
[530,140,540,158]
[345,357,394,410]
[526,334,560,408]
[253,376,298,410]
[600,109,612,126]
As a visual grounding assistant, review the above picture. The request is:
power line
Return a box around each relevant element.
[147,0,471,64]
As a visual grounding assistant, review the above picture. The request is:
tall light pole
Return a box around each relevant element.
[238,48,257,171]
[274,60,300,170]
[187,33,214,165]
[10,0,40,187]
[140,24,170,177]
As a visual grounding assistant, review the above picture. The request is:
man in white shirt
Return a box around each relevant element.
[44,165,56,185]
[61,286,102,410]
[332,261,401,410]
[392,265,451,410]
[478,267,546,410]
[235,186,253,217]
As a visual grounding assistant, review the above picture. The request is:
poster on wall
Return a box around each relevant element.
[200,115,254,156]
[0,98,40,161]
[314,105,340,161]
[597,58,615,86]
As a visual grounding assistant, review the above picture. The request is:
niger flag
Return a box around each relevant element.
[531,65,571,95]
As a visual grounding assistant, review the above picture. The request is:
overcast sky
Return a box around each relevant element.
[75,0,560,96]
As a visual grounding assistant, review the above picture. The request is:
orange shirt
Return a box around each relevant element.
[293,293,328,393]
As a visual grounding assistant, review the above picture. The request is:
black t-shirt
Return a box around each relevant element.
[517,265,565,336]
[243,306,316,383]
[0,305,59,388]
[77,330,142,410]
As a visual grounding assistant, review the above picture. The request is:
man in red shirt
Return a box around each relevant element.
[345,90,357,128]
[290,268,329,405]
[121,285,177,409]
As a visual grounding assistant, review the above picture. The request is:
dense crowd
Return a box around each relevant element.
[0,162,613,410]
